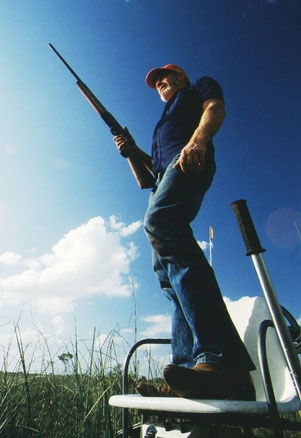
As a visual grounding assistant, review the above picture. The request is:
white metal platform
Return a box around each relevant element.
[109,392,299,416]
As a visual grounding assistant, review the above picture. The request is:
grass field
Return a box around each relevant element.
[0,326,299,437]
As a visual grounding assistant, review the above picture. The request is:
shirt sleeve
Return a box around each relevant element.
[194,76,225,104]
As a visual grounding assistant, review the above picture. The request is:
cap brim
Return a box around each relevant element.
[145,67,170,88]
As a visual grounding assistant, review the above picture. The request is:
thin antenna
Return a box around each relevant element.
[209,226,214,267]
[294,222,301,241]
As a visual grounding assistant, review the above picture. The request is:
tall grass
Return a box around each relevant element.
[0,324,139,437]
[0,324,299,437]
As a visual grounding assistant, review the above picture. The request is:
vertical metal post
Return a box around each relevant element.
[209,226,214,267]
[231,199,301,400]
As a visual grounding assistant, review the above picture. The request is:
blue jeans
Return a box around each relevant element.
[144,150,255,371]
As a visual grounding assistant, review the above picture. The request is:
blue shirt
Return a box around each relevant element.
[151,76,224,176]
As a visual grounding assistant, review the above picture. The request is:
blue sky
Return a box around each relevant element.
[0,0,300,370]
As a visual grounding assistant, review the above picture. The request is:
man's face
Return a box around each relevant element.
[155,71,185,102]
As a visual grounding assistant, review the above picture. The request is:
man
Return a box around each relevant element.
[114,65,256,400]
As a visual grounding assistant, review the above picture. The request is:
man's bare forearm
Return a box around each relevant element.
[190,100,225,146]
[135,147,153,171]
[174,99,225,173]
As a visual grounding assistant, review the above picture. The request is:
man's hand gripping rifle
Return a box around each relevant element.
[49,43,155,189]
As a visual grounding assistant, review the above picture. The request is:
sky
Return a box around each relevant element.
[0,0,300,372]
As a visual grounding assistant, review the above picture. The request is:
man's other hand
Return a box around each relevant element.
[173,141,207,174]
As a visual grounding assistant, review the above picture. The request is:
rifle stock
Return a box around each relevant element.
[49,43,155,189]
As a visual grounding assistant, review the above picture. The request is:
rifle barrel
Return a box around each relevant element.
[49,43,155,189]
[49,43,81,82]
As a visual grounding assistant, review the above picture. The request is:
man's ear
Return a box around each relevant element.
[178,72,190,87]
[177,72,185,81]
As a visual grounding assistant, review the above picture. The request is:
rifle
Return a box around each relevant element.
[49,43,155,189]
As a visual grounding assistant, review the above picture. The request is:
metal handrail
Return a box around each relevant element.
[258,319,284,438]
[121,338,171,438]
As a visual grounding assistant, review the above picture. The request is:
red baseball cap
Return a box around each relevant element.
[145,64,188,88]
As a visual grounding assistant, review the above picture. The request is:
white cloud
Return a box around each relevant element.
[121,327,133,335]
[197,240,212,251]
[0,320,74,373]
[0,215,143,372]
[120,221,142,237]
[97,333,111,347]
[51,315,66,336]
[4,144,17,155]
[0,252,22,266]
[140,314,171,337]
[109,215,123,230]
[138,297,259,340]
[96,330,126,349]
[109,215,142,237]
[0,216,141,314]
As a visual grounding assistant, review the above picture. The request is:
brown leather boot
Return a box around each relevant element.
[136,382,179,397]
[163,363,256,400]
